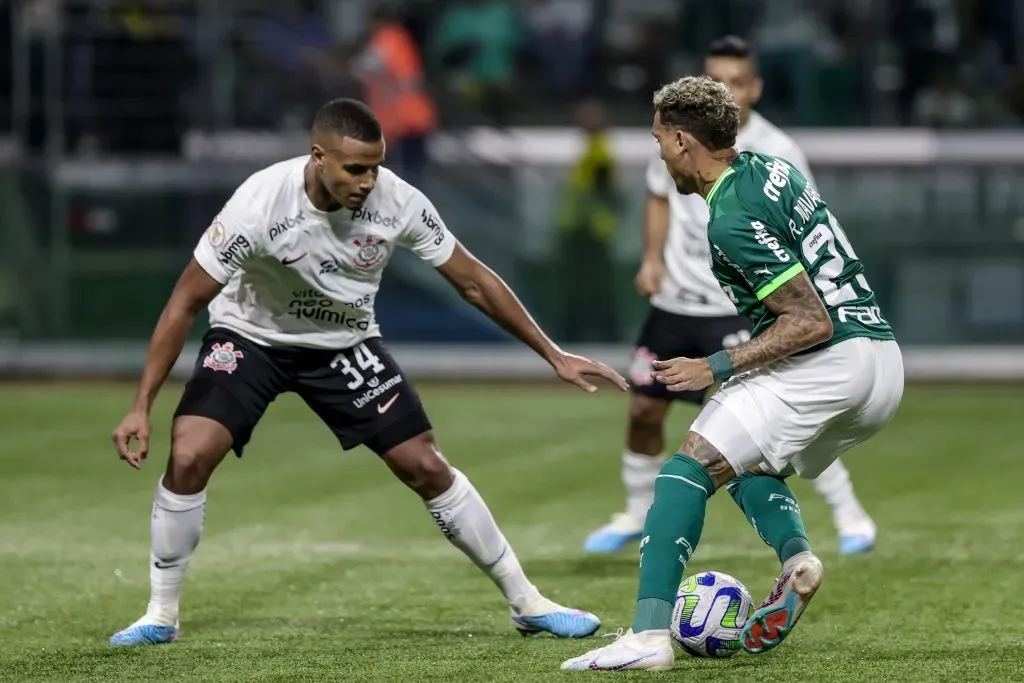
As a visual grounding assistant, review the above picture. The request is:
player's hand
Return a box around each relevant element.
[552,352,629,394]
[634,259,665,298]
[651,357,714,393]
[112,410,151,470]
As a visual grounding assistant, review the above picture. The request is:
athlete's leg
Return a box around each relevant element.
[563,379,824,671]
[810,458,877,554]
[585,312,702,555]
[383,431,600,638]
[562,430,743,671]
[584,394,672,553]
[110,418,234,647]
[111,330,284,647]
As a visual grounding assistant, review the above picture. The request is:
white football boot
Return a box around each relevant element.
[560,628,675,671]
[741,552,823,654]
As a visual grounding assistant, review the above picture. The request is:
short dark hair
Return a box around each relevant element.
[653,76,739,151]
[312,99,382,142]
[707,35,754,60]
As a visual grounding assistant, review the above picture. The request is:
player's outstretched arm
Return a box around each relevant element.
[436,244,628,393]
[112,259,223,468]
[652,272,832,392]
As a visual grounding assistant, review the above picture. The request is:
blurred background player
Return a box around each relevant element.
[583,36,877,557]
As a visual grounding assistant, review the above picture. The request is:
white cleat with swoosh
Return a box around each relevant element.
[560,628,675,671]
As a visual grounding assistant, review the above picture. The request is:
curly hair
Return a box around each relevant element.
[653,76,740,151]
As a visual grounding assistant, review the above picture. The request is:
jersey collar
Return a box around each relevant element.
[704,166,736,207]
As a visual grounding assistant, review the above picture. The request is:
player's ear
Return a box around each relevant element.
[673,128,688,152]
[751,77,763,106]
[311,144,325,167]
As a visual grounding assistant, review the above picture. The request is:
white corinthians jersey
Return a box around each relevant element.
[647,111,815,317]
[194,157,456,349]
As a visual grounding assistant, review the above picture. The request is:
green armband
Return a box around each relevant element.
[707,350,734,382]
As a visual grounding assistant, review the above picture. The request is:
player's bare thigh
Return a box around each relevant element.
[381,430,455,500]
[679,430,738,490]
[164,415,233,495]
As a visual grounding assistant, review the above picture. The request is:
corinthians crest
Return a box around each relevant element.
[203,341,244,374]
[352,236,387,269]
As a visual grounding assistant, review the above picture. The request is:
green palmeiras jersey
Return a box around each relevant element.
[705,151,894,348]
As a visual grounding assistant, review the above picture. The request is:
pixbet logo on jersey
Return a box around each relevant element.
[268,211,305,241]
[350,208,398,228]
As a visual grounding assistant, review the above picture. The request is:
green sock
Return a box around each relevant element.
[726,472,811,563]
[631,453,715,633]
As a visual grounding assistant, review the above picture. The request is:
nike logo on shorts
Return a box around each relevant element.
[377,393,400,414]
[281,253,307,266]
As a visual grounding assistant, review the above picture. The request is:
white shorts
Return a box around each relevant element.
[691,338,904,480]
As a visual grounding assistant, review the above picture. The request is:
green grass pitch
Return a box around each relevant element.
[1,382,1022,681]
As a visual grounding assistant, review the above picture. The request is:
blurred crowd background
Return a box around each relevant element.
[2,0,1024,360]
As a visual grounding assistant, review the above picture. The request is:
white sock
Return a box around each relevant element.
[425,468,544,614]
[811,459,872,533]
[623,451,666,524]
[144,478,206,626]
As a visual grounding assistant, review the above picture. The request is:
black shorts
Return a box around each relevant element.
[174,328,431,457]
[628,307,752,405]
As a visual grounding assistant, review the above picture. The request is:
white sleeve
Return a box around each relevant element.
[398,189,458,267]
[645,156,673,198]
[193,185,264,284]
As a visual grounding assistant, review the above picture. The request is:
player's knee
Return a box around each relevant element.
[629,395,668,430]
[385,432,454,500]
[627,395,668,453]
[166,419,230,494]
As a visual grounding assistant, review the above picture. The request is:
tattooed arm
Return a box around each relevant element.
[651,271,831,392]
[724,271,833,375]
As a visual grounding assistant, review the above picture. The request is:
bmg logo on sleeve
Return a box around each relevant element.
[421,209,445,246]
[218,234,250,269]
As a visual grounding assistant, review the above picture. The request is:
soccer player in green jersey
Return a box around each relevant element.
[562,76,904,672]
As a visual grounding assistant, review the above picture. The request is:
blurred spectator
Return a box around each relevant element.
[890,0,961,126]
[752,0,836,126]
[553,99,621,343]
[244,0,347,129]
[432,0,521,123]
[353,5,437,187]
[913,62,977,127]
[523,0,595,100]
[86,0,194,154]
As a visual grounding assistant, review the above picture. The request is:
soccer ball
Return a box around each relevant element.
[670,570,754,658]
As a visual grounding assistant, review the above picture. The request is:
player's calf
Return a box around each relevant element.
[726,472,822,654]
[383,435,601,637]
[381,431,454,500]
[583,396,669,555]
[111,417,231,647]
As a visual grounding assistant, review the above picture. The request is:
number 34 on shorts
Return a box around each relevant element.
[330,342,388,390]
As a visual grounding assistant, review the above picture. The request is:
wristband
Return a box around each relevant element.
[707,350,734,382]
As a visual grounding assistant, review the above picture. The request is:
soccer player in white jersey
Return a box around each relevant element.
[109,99,628,647]
[583,37,877,557]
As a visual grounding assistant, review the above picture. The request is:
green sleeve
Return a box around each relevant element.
[712,215,804,300]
